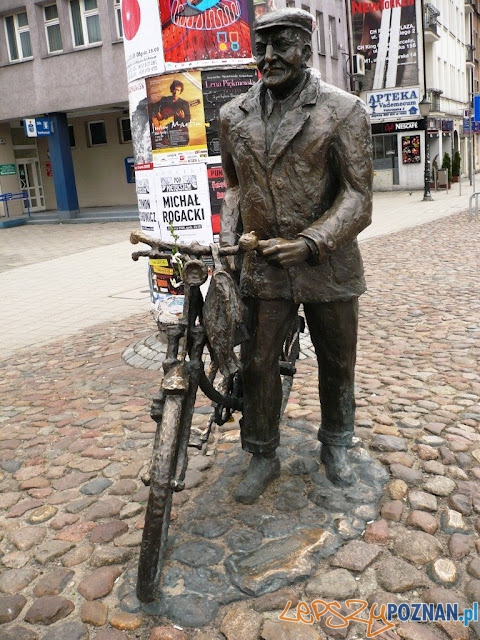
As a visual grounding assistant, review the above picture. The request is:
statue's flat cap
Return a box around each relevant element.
[253,8,315,35]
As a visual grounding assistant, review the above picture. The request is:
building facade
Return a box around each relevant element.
[0,0,349,217]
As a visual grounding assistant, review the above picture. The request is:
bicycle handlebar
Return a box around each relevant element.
[130,229,258,261]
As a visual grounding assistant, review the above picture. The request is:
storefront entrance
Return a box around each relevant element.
[17,160,45,212]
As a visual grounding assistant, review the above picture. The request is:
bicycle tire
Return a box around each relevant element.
[136,394,183,603]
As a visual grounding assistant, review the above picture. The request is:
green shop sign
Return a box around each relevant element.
[0,164,16,176]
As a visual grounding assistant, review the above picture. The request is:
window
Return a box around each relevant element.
[328,16,337,58]
[118,117,132,143]
[114,0,123,38]
[68,125,76,148]
[5,11,32,62]
[286,0,295,6]
[88,121,107,145]
[70,0,101,47]
[316,12,325,55]
[372,134,397,170]
[44,4,63,53]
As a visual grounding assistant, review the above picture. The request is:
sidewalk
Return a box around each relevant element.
[0,207,479,640]
[0,184,476,358]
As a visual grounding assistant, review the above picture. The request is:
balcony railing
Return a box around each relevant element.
[424,3,441,42]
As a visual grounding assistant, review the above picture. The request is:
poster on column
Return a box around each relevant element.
[136,170,161,237]
[207,164,226,235]
[350,0,418,91]
[202,68,258,158]
[155,163,214,245]
[121,0,165,82]
[159,0,255,70]
[146,72,208,165]
[128,79,154,169]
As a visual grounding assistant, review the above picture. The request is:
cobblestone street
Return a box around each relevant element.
[1,211,480,639]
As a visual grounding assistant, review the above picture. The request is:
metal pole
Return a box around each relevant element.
[423,120,432,200]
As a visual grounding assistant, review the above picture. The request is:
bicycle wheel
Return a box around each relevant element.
[137,393,183,603]
[279,314,305,418]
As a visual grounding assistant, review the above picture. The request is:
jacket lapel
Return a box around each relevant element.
[267,72,319,173]
[234,84,267,168]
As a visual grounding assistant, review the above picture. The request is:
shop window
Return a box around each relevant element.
[114,0,123,38]
[5,11,33,62]
[70,0,101,47]
[372,134,397,170]
[316,11,325,55]
[118,117,132,143]
[87,121,107,146]
[44,4,63,53]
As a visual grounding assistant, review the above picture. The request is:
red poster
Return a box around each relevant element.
[160,0,254,69]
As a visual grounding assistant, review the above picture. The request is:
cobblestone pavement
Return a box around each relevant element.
[1,212,480,640]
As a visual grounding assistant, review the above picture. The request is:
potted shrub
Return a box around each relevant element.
[442,152,452,185]
[452,151,461,182]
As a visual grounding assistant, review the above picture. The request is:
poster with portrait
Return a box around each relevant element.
[159,0,255,70]
[351,0,418,91]
[121,0,165,82]
[402,134,421,164]
[202,68,258,158]
[154,163,214,245]
[146,72,208,165]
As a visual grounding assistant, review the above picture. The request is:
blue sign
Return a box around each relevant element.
[463,117,480,134]
[474,95,480,122]
[23,117,52,137]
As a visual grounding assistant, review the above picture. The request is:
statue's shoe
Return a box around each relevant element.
[234,454,280,505]
[320,444,356,487]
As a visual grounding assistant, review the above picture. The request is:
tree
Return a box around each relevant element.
[452,151,461,178]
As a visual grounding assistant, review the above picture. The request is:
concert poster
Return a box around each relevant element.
[202,68,258,158]
[159,0,255,70]
[351,0,419,91]
[121,0,165,82]
[146,72,208,164]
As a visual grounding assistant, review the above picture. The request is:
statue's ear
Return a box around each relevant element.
[302,42,312,66]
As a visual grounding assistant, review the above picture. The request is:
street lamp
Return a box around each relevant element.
[419,96,432,201]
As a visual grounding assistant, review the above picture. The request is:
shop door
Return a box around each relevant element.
[17,160,45,212]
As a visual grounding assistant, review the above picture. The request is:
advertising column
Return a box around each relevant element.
[121,0,258,321]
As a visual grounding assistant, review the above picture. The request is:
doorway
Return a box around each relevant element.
[17,160,45,212]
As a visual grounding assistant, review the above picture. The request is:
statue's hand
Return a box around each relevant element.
[257,237,311,268]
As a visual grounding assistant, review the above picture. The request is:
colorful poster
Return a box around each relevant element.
[121,0,165,82]
[351,0,418,91]
[159,0,254,70]
[207,164,226,234]
[402,134,421,164]
[128,79,154,169]
[202,68,257,157]
[155,163,214,245]
[146,72,208,165]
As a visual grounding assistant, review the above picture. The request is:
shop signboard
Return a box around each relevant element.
[366,87,420,120]
[0,164,16,176]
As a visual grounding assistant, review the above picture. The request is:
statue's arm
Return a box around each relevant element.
[218,110,243,247]
[298,100,373,262]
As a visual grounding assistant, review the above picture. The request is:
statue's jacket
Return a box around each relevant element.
[219,68,373,304]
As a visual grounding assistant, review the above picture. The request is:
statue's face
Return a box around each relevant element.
[254,27,310,96]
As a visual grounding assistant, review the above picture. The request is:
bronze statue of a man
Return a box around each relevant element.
[219,8,373,504]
